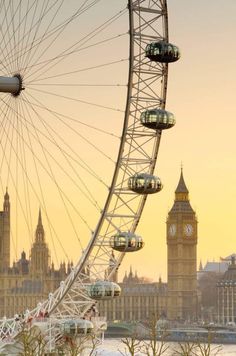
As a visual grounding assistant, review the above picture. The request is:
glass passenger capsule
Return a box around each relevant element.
[128,173,163,194]
[60,319,94,336]
[110,232,144,252]
[145,41,180,63]
[89,281,121,300]
[140,108,175,130]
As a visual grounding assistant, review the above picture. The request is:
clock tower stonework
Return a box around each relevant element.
[166,169,198,321]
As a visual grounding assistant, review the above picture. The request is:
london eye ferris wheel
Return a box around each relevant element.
[0,0,180,344]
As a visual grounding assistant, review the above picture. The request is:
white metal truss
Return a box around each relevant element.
[0,0,171,347]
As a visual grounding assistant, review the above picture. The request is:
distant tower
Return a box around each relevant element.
[30,209,50,276]
[107,251,118,283]
[199,260,203,271]
[166,169,198,320]
[0,189,10,272]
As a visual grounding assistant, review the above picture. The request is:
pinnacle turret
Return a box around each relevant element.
[30,209,50,275]
[35,208,45,243]
[175,168,189,194]
[4,187,9,201]
[38,208,42,227]
[169,169,194,214]
[129,265,133,278]
[3,187,10,213]
[199,260,203,271]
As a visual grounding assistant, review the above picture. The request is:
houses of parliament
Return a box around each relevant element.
[0,190,71,317]
[0,170,199,321]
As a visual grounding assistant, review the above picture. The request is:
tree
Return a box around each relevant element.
[172,342,197,356]
[141,315,169,356]
[55,332,100,356]
[192,332,222,356]
[15,324,47,356]
[119,332,142,356]
[172,332,222,356]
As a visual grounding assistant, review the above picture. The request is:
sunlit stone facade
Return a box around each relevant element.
[166,169,198,321]
[217,257,236,325]
[0,192,70,317]
[98,268,167,322]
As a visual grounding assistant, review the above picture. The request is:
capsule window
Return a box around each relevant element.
[114,288,121,297]
[138,239,143,248]
[150,113,156,122]
[154,46,159,55]
[174,47,178,57]
[92,286,102,298]
[106,290,112,297]
[118,236,126,247]
[111,232,144,252]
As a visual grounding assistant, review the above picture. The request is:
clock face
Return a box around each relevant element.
[184,224,193,236]
[169,224,176,236]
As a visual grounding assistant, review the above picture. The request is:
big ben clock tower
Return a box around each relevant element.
[166,168,198,321]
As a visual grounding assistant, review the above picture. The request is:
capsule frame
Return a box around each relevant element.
[110,232,144,252]
[89,281,121,300]
[60,319,94,336]
[128,173,163,194]
[140,108,175,130]
[145,41,180,63]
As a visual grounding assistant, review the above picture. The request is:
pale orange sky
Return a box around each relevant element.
[121,0,236,282]
[1,0,236,283]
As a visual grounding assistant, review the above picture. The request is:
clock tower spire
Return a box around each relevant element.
[175,166,189,200]
[166,169,198,321]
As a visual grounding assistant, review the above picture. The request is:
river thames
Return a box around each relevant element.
[94,338,236,355]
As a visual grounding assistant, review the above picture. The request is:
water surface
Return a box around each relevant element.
[94,338,236,355]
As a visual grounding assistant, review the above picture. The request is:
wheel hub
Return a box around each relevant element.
[0,74,24,96]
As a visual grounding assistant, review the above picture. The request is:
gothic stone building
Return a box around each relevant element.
[217,256,236,325]
[166,169,198,321]
[0,191,71,317]
[0,170,199,322]
[98,268,168,322]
